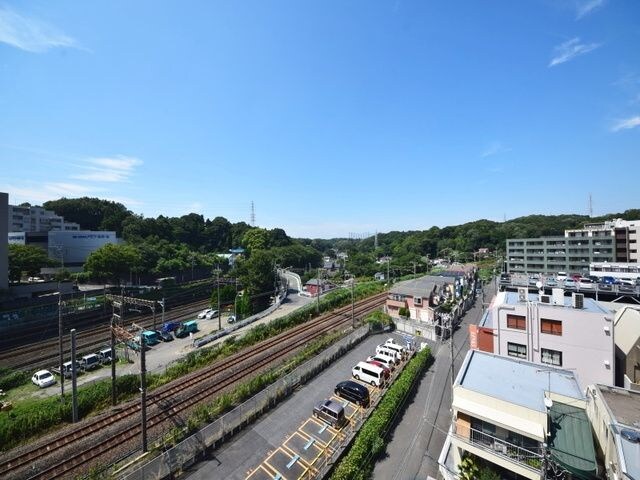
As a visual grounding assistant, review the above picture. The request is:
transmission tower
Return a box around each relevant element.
[589,193,593,217]
[250,201,256,226]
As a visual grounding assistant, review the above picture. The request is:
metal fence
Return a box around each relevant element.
[118,325,371,480]
[193,288,288,348]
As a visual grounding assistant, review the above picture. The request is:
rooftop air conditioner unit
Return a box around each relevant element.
[518,288,527,303]
[572,293,584,309]
[540,294,551,304]
[552,288,564,306]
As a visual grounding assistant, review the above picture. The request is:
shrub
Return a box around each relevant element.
[0,367,30,391]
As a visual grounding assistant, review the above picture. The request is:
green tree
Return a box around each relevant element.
[8,244,53,281]
[43,197,132,235]
[234,250,276,311]
[84,243,141,284]
[242,228,270,253]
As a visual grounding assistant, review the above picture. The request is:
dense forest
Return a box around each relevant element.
[40,197,639,283]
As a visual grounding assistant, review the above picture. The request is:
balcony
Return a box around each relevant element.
[453,422,543,474]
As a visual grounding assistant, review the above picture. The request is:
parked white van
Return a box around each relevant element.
[375,345,401,364]
[384,338,409,357]
[352,361,385,387]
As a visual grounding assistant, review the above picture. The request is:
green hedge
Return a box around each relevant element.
[330,346,432,480]
[0,367,30,391]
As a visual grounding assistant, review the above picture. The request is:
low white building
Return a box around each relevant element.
[439,350,597,480]
[586,384,640,480]
[470,288,615,389]
[8,230,117,271]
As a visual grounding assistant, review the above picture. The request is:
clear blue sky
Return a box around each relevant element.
[1,0,639,238]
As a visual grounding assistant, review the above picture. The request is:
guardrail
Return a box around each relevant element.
[118,325,371,480]
[193,288,288,348]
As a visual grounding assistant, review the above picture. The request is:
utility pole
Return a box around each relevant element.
[110,304,118,406]
[70,329,78,423]
[351,275,355,328]
[216,266,221,330]
[58,287,65,399]
[387,258,390,284]
[316,268,321,314]
[140,332,148,452]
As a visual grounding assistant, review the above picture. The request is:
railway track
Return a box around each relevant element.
[0,299,212,371]
[0,292,387,479]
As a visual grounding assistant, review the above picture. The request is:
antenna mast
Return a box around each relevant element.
[589,193,593,217]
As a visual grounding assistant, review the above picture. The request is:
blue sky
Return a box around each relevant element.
[1,0,639,238]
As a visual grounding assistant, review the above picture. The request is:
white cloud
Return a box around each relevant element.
[2,182,101,204]
[549,37,600,67]
[72,155,143,183]
[0,5,78,53]
[611,116,640,132]
[576,0,605,19]
[480,142,511,158]
[186,202,204,214]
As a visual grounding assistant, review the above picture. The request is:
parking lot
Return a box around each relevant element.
[27,293,312,399]
[183,332,416,480]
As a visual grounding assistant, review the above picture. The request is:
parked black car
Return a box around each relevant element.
[334,380,370,407]
[156,330,174,342]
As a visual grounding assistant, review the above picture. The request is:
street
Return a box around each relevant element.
[373,279,496,479]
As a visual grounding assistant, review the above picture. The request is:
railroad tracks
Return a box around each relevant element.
[0,293,386,480]
[0,299,212,371]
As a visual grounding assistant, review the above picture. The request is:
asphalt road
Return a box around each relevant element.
[372,280,497,480]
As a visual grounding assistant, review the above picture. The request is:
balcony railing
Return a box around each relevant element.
[453,424,543,472]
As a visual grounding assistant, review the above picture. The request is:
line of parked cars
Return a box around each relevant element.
[197,308,237,323]
[34,347,115,388]
[312,338,410,428]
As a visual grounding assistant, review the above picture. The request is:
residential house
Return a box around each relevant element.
[585,384,640,480]
[469,288,614,389]
[439,350,597,480]
[385,275,456,341]
[613,306,640,390]
[305,278,332,296]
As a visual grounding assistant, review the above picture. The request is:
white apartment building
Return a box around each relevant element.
[439,350,597,480]
[8,204,80,232]
[507,218,640,275]
[0,192,7,290]
[586,384,640,480]
[470,288,614,389]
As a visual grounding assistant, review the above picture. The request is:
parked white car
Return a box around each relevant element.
[205,309,219,319]
[197,308,213,319]
[32,369,56,388]
[578,278,595,290]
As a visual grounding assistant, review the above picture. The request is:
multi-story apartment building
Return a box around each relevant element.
[8,204,80,232]
[585,384,640,480]
[0,193,7,290]
[439,350,597,480]
[506,218,640,275]
[470,289,614,389]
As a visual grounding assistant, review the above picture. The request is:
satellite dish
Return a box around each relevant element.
[544,396,553,409]
[536,281,543,289]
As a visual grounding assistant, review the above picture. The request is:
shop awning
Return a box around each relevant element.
[549,402,597,480]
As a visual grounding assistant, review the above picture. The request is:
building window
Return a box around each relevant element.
[507,342,527,359]
[413,297,422,306]
[506,314,526,330]
[541,319,562,336]
[541,348,563,366]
